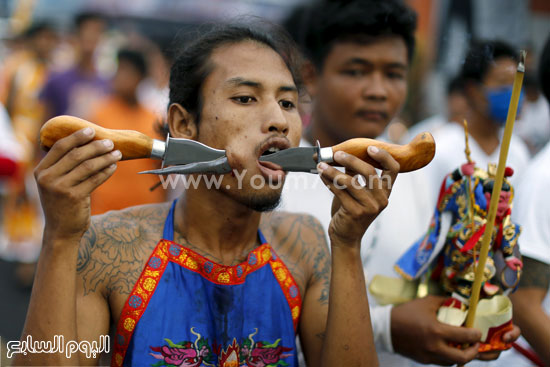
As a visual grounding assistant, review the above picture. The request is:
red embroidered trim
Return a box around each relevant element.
[269,249,303,331]
[112,240,170,367]
[111,239,281,366]
[162,239,273,285]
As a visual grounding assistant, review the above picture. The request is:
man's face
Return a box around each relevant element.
[33,29,58,60]
[193,41,302,211]
[77,19,105,56]
[469,57,516,120]
[311,36,408,140]
[483,58,516,89]
[112,60,143,100]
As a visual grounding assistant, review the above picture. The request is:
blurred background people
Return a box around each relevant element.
[0,21,57,291]
[137,43,170,121]
[405,74,469,141]
[40,11,108,119]
[88,48,165,214]
[0,21,56,152]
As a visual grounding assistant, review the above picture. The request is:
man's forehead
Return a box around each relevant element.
[208,41,295,88]
[327,36,408,67]
[484,57,516,84]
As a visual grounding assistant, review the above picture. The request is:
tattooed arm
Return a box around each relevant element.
[265,211,331,366]
[509,256,550,365]
[292,215,331,367]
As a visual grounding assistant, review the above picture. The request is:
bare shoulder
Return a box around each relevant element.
[261,211,330,302]
[77,202,171,298]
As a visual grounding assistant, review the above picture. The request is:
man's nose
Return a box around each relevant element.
[263,101,289,135]
[362,72,388,101]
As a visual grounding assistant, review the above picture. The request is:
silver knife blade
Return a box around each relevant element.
[259,146,320,173]
[162,137,226,165]
[140,156,232,175]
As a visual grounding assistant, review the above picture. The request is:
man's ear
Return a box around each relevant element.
[302,61,318,98]
[167,103,198,140]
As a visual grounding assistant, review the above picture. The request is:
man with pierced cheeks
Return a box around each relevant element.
[16,24,398,366]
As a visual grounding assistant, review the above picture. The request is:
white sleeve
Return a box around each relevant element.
[370,304,394,353]
[512,148,550,264]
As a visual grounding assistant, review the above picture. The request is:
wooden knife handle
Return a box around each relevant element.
[40,115,155,161]
[331,132,436,172]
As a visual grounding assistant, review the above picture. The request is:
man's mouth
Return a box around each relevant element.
[256,137,289,181]
[356,109,389,122]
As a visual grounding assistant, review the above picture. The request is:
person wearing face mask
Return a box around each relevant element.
[424,41,530,199]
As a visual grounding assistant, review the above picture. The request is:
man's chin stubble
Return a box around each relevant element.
[245,192,282,212]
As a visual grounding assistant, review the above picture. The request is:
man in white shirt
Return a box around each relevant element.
[281,1,519,365]
[500,34,550,367]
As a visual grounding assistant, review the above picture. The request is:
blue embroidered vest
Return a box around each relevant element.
[112,201,302,367]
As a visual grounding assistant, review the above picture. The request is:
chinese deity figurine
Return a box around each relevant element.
[393,162,522,352]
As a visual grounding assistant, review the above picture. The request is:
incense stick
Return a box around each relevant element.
[464,50,526,330]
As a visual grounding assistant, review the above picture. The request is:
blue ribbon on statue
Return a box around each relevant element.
[485,86,524,125]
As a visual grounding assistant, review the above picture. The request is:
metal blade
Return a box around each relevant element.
[163,137,226,165]
[140,156,232,175]
[259,146,319,173]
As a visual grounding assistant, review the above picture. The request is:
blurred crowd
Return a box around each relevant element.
[0,0,549,366]
[0,11,171,266]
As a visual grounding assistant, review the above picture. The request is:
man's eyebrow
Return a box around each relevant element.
[279,85,298,93]
[225,77,297,93]
[345,58,372,66]
[225,77,262,89]
[345,58,407,70]
[386,63,408,70]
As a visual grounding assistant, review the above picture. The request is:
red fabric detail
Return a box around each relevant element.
[436,175,451,208]
[0,156,17,178]
[269,249,303,331]
[112,240,170,367]
[161,239,272,285]
[441,297,463,309]
[460,224,486,253]
[512,342,544,367]
[477,320,514,352]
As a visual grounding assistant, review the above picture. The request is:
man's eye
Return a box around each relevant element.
[279,100,296,109]
[387,72,405,80]
[342,69,365,77]
[232,96,255,104]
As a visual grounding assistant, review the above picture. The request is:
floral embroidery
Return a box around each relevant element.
[149,328,293,367]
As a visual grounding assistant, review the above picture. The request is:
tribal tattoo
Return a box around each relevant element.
[264,212,331,306]
[77,204,168,297]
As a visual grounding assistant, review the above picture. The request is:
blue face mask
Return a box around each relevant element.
[485,86,524,125]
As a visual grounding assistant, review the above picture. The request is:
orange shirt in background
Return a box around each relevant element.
[89,96,165,215]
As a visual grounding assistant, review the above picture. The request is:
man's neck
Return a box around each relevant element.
[468,112,501,156]
[174,181,262,265]
[77,56,96,75]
